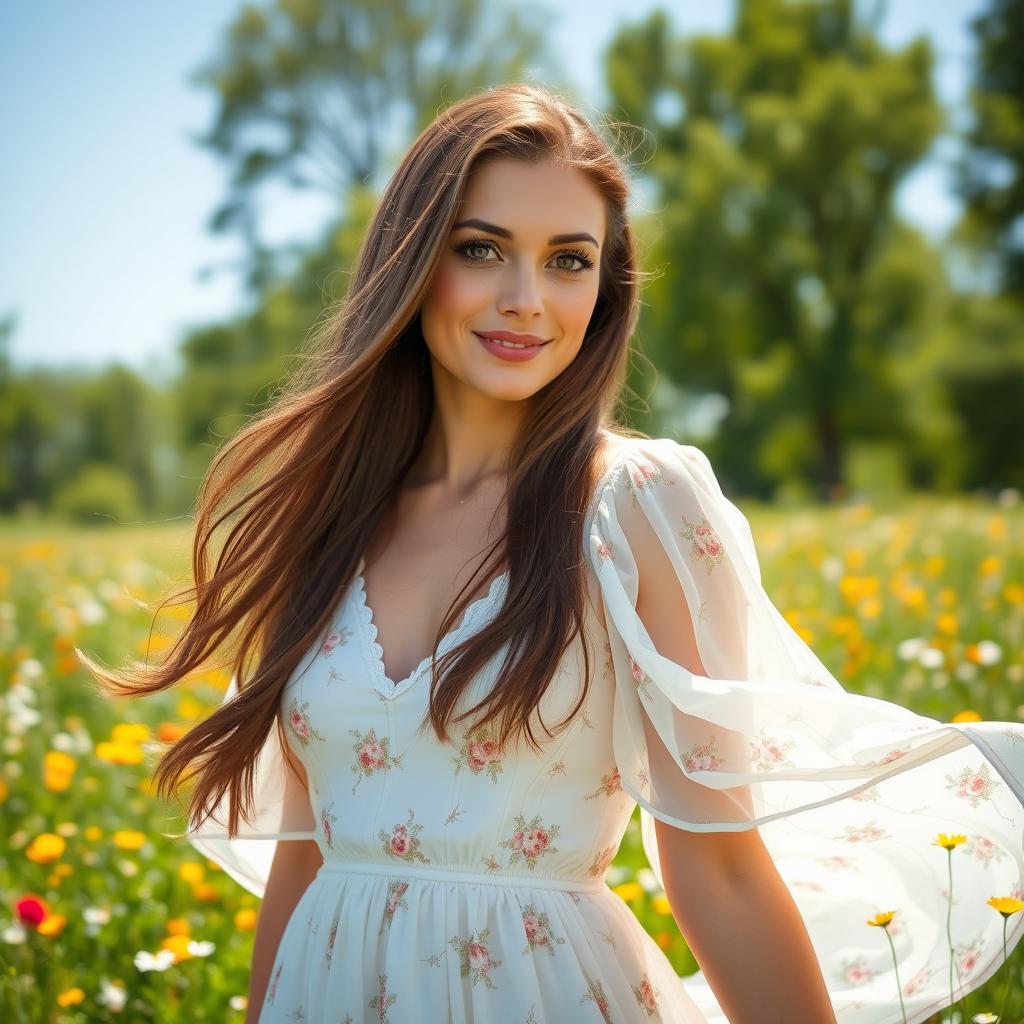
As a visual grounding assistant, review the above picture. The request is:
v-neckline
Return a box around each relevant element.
[352,555,509,700]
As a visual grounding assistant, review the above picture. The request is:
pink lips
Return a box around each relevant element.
[473,331,550,363]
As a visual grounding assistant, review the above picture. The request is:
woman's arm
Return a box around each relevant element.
[632,505,836,1024]
[245,751,323,1024]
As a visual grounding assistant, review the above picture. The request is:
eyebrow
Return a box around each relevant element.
[452,218,600,248]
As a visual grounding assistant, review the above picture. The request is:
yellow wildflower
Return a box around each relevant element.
[987,896,1024,918]
[25,833,66,864]
[612,881,643,903]
[112,830,146,851]
[650,894,673,917]
[178,862,205,884]
[952,710,983,723]
[933,833,967,850]
[166,917,191,936]
[95,741,144,766]
[84,825,103,841]
[112,722,150,744]
[866,910,896,928]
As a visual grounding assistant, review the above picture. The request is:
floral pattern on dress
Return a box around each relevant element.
[838,956,876,986]
[378,880,410,935]
[368,973,397,1023]
[902,964,938,997]
[681,736,724,773]
[836,821,890,843]
[324,920,338,966]
[321,801,338,849]
[349,727,401,793]
[379,809,430,863]
[450,927,502,989]
[631,972,661,1016]
[625,460,675,505]
[286,697,325,748]
[945,762,1001,807]
[678,512,726,574]
[584,766,623,799]
[749,727,797,772]
[320,625,353,655]
[627,653,654,702]
[520,904,567,957]
[580,978,614,1024]
[450,727,505,782]
[499,812,560,870]
[966,833,1007,867]
[588,844,616,878]
[864,746,910,768]
[265,961,283,1007]
[956,935,986,977]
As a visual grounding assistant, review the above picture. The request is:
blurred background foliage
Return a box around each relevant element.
[1,0,1022,518]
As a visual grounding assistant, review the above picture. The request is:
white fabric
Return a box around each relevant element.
[187,436,1024,1023]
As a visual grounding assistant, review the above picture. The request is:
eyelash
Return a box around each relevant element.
[453,238,595,274]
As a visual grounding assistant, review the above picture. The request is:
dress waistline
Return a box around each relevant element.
[317,859,608,893]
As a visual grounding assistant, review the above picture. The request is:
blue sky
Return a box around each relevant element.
[0,0,986,382]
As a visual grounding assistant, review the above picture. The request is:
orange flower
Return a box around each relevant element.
[56,987,85,1007]
[157,721,187,743]
[166,917,191,936]
[37,913,67,937]
[234,908,258,931]
[952,710,982,723]
[160,933,194,962]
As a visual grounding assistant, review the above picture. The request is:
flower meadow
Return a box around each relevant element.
[2,495,1023,1022]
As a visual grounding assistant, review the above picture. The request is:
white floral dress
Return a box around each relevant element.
[188,437,1024,1024]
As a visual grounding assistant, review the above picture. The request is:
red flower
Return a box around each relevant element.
[390,834,410,856]
[15,895,48,927]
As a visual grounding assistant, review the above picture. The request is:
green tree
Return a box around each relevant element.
[957,0,1024,297]
[605,0,943,498]
[190,0,556,295]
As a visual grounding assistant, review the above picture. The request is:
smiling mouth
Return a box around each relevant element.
[473,332,551,349]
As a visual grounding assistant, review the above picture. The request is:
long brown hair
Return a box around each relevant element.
[78,82,652,838]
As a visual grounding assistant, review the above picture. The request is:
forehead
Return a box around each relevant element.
[456,157,606,244]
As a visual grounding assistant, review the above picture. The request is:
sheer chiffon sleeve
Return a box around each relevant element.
[185,674,318,899]
[588,436,1024,1022]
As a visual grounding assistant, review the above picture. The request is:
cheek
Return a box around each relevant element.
[422,259,485,328]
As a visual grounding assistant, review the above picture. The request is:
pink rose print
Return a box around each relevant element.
[838,956,876,986]
[449,927,502,990]
[966,834,1007,866]
[584,766,624,800]
[320,625,352,655]
[368,973,397,1023]
[378,880,410,936]
[628,653,654,702]
[749,727,797,772]
[902,965,937,997]
[956,936,986,977]
[681,737,724,774]
[945,762,1001,808]
[580,978,613,1024]
[835,821,890,843]
[286,697,325,748]
[450,728,505,783]
[679,512,727,574]
[631,972,661,1016]
[588,844,616,878]
[865,746,910,768]
[378,808,431,863]
[816,855,856,871]
[851,784,881,802]
[349,727,401,793]
[625,460,674,505]
[520,904,567,957]
[499,812,560,870]
[594,538,613,561]
[321,801,339,849]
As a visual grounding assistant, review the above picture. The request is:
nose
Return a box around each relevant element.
[497,262,545,320]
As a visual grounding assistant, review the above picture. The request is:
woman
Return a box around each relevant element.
[83,84,1024,1023]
